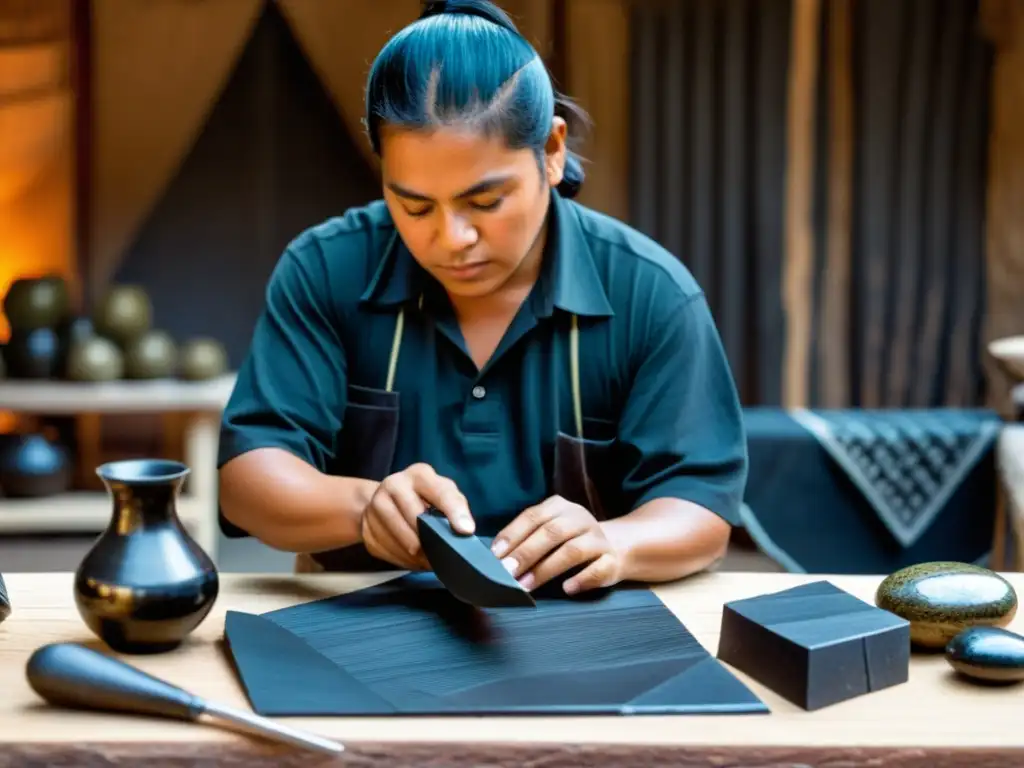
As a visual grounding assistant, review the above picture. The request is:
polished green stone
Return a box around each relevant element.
[946,626,1024,683]
[875,561,1018,649]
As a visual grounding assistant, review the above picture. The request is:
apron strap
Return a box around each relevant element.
[570,314,583,439]
[385,295,424,393]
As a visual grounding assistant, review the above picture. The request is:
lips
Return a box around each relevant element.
[444,262,489,279]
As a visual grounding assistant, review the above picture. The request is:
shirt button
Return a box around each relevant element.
[471,385,486,400]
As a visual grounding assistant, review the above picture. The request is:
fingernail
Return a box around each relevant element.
[491,539,507,557]
[519,573,535,590]
[457,513,474,532]
[501,557,518,575]
[563,580,578,595]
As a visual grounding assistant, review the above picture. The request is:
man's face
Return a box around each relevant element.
[379,123,565,300]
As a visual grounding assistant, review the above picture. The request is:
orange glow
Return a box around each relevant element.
[0,135,75,342]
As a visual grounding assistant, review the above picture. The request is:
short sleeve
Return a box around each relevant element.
[617,291,748,525]
[217,243,348,473]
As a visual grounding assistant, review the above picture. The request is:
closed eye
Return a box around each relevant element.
[469,198,504,212]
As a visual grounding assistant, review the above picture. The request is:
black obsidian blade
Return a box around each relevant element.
[417,509,535,608]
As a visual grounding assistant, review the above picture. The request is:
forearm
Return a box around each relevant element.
[601,497,732,583]
[219,447,377,553]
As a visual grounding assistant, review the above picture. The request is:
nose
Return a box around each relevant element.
[438,210,478,251]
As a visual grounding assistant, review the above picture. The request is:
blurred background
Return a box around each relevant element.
[1,0,1022,576]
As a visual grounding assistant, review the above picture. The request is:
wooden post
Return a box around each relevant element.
[782,0,821,409]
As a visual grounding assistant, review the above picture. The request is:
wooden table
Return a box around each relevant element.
[1,570,1021,767]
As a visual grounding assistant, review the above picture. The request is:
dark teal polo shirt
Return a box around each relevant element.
[218,190,747,535]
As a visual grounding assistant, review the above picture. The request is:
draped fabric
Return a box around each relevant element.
[275,0,421,171]
[629,0,792,406]
[629,0,993,409]
[87,0,263,304]
[831,0,992,409]
[275,0,564,182]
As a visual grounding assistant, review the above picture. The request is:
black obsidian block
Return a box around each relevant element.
[716,580,910,710]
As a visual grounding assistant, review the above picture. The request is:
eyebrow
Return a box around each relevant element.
[386,174,514,203]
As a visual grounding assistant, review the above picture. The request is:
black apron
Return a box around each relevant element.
[296,308,617,573]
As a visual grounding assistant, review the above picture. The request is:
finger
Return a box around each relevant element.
[563,552,620,595]
[368,492,421,556]
[412,472,474,534]
[383,476,430,534]
[503,509,589,580]
[363,512,417,569]
[491,496,561,559]
[520,533,602,591]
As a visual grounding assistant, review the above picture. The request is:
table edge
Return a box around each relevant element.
[4,739,1023,768]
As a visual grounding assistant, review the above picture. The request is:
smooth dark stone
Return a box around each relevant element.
[123,330,177,379]
[178,338,228,381]
[66,336,124,382]
[4,327,61,379]
[946,626,1024,683]
[876,561,1018,649]
[2,276,70,332]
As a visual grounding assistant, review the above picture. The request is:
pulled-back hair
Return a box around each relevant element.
[364,0,589,199]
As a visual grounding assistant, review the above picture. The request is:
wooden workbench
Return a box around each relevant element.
[0,570,1021,767]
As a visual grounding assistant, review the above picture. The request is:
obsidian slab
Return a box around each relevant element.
[417,508,535,608]
[716,580,910,711]
[223,573,768,717]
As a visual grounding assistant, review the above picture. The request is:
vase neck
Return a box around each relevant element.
[107,480,184,530]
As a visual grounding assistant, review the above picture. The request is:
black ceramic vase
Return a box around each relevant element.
[73,459,218,654]
[0,433,71,497]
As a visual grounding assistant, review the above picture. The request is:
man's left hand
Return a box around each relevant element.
[490,495,624,595]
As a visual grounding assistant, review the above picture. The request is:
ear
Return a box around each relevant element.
[544,117,568,188]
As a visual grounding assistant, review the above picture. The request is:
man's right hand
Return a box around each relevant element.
[360,463,475,570]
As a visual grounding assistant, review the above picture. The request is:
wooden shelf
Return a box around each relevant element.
[0,375,237,414]
[0,492,205,536]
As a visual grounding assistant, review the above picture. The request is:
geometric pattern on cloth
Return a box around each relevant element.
[789,408,1001,548]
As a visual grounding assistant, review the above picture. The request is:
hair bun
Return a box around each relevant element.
[418,0,520,35]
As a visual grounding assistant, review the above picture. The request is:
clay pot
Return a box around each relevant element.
[123,330,177,379]
[178,338,228,380]
[4,327,61,379]
[0,433,72,498]
[92,285,152,346]
[66,336,125,382]
[74,459,219,654]
[1,276,70,333]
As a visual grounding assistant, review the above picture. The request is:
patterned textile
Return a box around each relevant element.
[789,409,1001,548]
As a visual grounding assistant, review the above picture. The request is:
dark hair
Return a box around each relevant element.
[364,0,589,199]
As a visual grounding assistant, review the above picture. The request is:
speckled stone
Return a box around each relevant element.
[875,561,1017,649]
[946,626,1024,683]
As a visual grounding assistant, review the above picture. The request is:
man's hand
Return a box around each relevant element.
[361,463,474,570]
[490,495,624,595]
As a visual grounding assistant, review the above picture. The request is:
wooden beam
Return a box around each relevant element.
[782,0,821,409]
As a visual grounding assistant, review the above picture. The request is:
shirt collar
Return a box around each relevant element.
[359,190,614,319]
